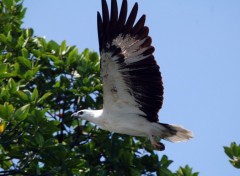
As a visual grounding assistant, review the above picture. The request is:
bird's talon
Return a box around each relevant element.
[154,142,165,151]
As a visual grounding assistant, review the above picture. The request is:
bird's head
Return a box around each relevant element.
[71,110,92,120]
[71,109,102,122]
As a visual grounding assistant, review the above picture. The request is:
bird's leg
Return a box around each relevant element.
[149,136,165,151]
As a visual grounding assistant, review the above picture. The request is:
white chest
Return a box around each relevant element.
[97,113,149,137]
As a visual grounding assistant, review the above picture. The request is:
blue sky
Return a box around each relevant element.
[23,0,240,175]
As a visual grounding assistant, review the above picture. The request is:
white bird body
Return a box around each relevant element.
[101,111,149,137]
[72,0,193,150]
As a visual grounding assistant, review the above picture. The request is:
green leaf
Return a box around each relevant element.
[17,90,29,102]
[224,146,233,159]
[23,66,39,80]
[160,155,173,168]
[32,49,41,57]
[67,47,78,66]
[47,40,59,53]
[35,132,44,146]
[77,59,88,73]
[60,40,67,55]
[7,31,12,42]
[0,34,7,44]
[50,55,63,67]
[0,88,8,98]
[17,56,31,69]
[83,77,89,85]
[231,142,239,156]
[0,63,8,74]
[14,104,30,121]
[31,87,39,102]
[21,48,29,58]
[7,78,17,93]
[0,103,14,120]
[17,35,25,48]
[3,102,14,119]
[89,52,99,62]
[25,28,33,38]
[27,109,47,126]
[37,92,52,104]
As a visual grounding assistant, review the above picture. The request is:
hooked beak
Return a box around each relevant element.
[71,112,78,118]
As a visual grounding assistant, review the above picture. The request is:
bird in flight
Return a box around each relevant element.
[72,0,193,151]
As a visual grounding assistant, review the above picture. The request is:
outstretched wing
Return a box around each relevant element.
[97,0,164,122]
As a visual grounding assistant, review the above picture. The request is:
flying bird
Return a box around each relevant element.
[72,0,193,151]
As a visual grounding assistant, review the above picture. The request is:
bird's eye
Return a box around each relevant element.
[78,111,84,115]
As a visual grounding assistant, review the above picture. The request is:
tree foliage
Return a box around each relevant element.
[224,142,240,169]
[0,0,199,175]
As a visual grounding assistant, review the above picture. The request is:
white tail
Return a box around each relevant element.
[151,123,193,142]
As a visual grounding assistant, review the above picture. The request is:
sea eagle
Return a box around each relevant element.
[72,0,193,151]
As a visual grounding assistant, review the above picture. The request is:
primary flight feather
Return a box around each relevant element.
[72,0,193,151]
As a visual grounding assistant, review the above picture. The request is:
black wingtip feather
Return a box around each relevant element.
[110,0,118,34]
[102,0,110,44]
[117,0,128,32]
[124,2,138,33]
[131,15,146,35]
[138,26,149,40]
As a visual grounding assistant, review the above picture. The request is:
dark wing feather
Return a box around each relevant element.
[124,3,138,32]
[97,0,164,122]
